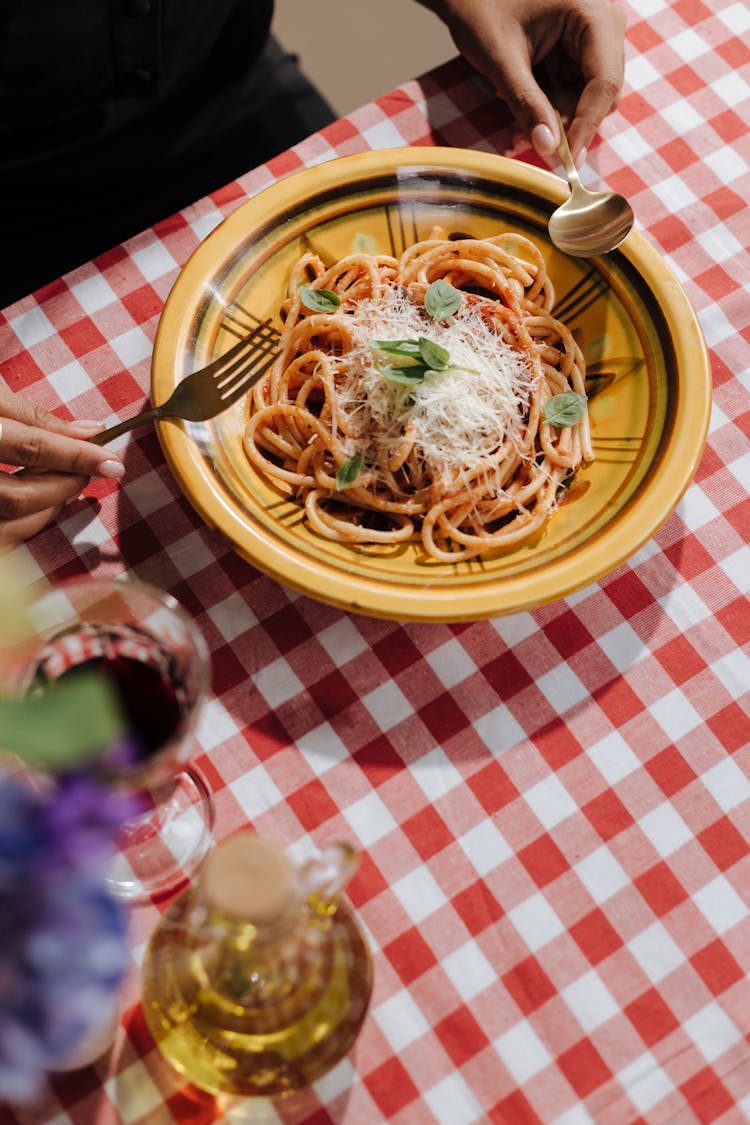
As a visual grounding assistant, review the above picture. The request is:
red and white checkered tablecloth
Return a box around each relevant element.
[2,0,749,1122]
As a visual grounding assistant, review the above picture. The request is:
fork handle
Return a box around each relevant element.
[88,406,162,445]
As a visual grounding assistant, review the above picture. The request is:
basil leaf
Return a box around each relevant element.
[424,279,462,319]
[336,454,362,489]
[371,339,422,359]
[543,392,588,427]
[299,286,341,314]
[380,364,431,386]
[418,337,450,370]
[353,232,379,255]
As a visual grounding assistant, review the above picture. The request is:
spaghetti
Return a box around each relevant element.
[243,229,592,562]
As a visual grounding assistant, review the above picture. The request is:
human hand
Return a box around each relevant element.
[0,388,124,542]
[418,0,626,162]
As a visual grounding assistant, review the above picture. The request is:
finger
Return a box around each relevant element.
[566,10,627,157]
[0,470,88,524]
[477,27,561,157]
[0,419,124,478]
[0,504,66,544]
[0,387,105,440]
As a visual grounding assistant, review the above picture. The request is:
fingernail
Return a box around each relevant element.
[575,147,587,169]
[531,123,556,156]
[71,420,106,434]
[98,460,125,479]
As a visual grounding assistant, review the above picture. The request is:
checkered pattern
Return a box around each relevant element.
[2,1,749,1122]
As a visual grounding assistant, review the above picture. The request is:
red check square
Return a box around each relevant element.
[557,1038,612,1098]
[434,1006,491,1067]
[691,939,744,997]
[635,863,689,917]
[698,817,750,872]
[490,1089,544,1125]
[402,806,454,862]
[646,747,698,797]
[502,955,556,1015]
[570,908,623,965]
[625,987,680,1047]
[583,791,635,843]
[384,928,438,986]
[680,1066,735,1124]
[452,880,504,937]
[518,834,569,889]
[364,1056,419,1117]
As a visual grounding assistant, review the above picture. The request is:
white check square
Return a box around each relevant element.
[424,1073,484,1125]
[413,746,463,802]
[230,765,284,820]
[207,593,257,641]
[315,618,369,664]
[361,681,413,731]
[683,1002,743,1063]
[627,922,684,983]
[650,688,702,741]
[298,722,350,772]
[638,804,693,858]
[617,1051,673,1114]
[494,1020,552,1083]
[575,845,630,904]
[442,940,496,1002]
[426,638,476,688]
[342,791,397,847]
[458,818,513,876]
[562,970,619,1033]
[586,731,641,785]
[372,989,430,1051]
[392,866,445,923]
[198,698,240,751]
[524,773,578,830]
[693,875,749,935]
[474,705,526,753]
[702,758,750,812]
[254,657,304,707]
[507,893,565,952]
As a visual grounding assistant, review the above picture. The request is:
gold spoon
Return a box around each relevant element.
[547,112,634,257]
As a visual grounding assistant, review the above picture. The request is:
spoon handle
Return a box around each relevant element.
[554,110,582,189]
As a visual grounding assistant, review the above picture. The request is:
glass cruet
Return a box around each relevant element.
[140,831,373,1097]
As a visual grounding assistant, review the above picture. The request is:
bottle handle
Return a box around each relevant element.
[299,843,360,910]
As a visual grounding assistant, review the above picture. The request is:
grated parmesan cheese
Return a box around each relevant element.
[332,287,536,482]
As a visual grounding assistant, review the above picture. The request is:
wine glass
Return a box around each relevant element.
[5,576,213,902]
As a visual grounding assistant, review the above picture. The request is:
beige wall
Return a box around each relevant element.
[272,0,455,117]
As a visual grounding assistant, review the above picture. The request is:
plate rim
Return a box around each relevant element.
[152,147,711,622]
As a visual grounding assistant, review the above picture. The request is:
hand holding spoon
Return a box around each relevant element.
[547,112,634,257]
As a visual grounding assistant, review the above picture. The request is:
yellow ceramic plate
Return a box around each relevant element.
[152,148,710,622]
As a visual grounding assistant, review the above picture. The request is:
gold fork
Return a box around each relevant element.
[89,321,279,446]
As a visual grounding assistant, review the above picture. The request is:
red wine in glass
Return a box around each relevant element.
[62,654,184,763]
[11,580,213,901]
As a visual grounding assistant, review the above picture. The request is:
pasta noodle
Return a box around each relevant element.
[243,228,593,562]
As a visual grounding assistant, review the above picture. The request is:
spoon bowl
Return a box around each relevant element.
[548,114,634,257]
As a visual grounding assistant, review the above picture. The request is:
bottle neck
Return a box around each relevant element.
[189,895,310,1007]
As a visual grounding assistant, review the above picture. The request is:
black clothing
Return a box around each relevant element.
[1,1,334,307]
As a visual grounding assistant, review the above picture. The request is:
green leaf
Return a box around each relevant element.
[0,672,124,770]
[424,279,462,319]
[298,286,341,314]
[336,454,363,490]
[543,392,588,428]
[417,337,450,370]
[352,232,379,255]
[371,339,422,360]
[380,364,432,386]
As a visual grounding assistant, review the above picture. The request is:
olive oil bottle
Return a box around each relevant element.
[141,832,373,1097]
